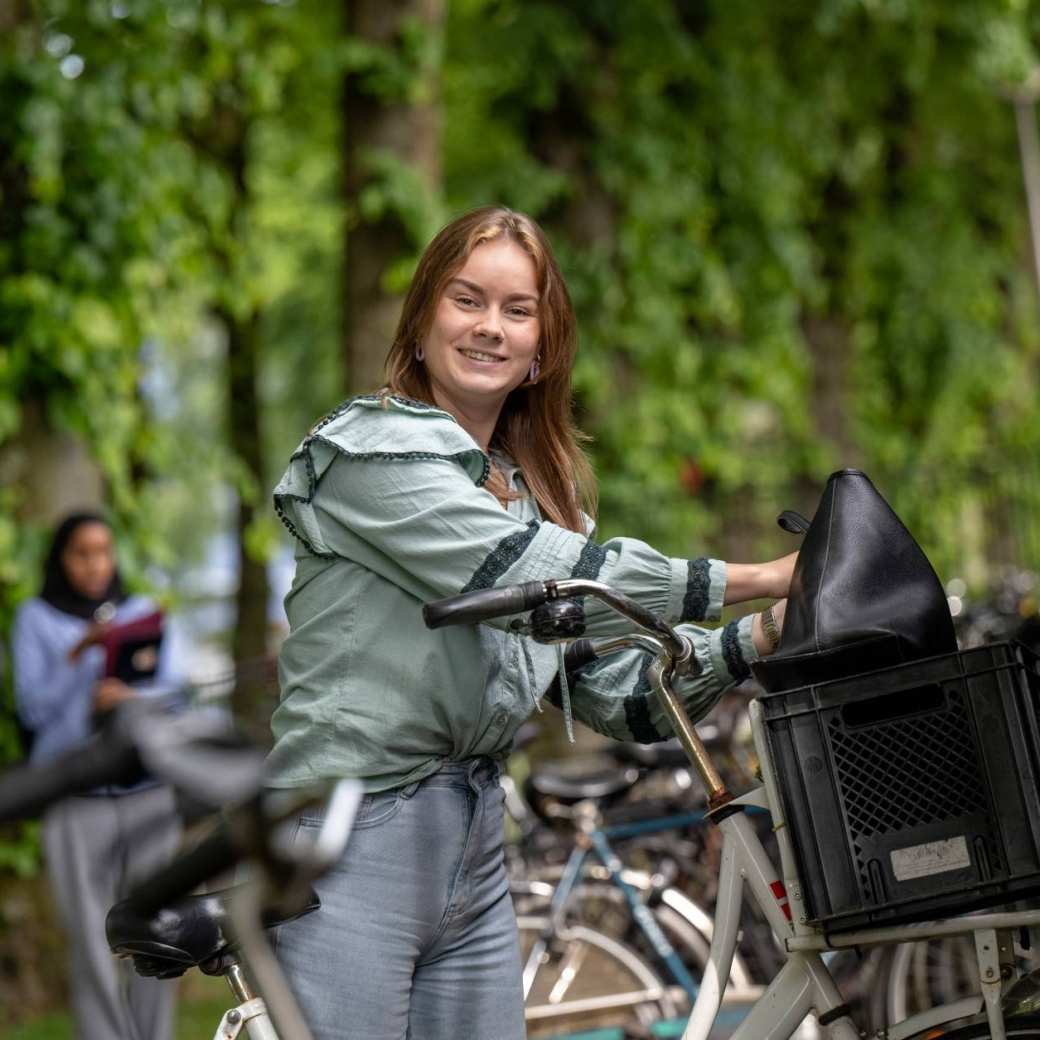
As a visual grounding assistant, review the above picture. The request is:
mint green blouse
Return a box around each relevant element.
[266,394,757,792]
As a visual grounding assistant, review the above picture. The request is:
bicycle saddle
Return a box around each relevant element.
[105,884,320,980]
[753,469,957,693]
[526,759,641,806]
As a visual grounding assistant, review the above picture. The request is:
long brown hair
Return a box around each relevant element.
[383,206,596,533]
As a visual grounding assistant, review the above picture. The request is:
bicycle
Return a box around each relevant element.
[0,699,361,1040]
[424,576,1040,1039]
[506,717,899,1038]
[504,739,765,1037]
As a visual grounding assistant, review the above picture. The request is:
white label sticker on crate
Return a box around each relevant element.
[890,836,971,882]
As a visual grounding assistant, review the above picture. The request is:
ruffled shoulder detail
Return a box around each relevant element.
[273,393,490,555]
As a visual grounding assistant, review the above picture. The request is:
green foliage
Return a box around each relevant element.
[444,0,1040,574]
[0,0,344,873]
[3,0,1040,882]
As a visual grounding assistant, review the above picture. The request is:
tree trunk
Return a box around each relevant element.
[341,0,444,394]
[187,82,273,738]
[0,0,25,33]
[221,305,273,740]
[0,9,78,1022]
[0,400,104,525]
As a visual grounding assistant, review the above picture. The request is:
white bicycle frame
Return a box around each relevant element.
[187,780,362,1040]
[497,578,1040,1040]
[676,697,1040,1040]
[207,880,285,1040]
[207,780,363,1040]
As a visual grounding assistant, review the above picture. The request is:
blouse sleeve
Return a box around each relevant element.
[555,616,759,741]
[299,452,726,638]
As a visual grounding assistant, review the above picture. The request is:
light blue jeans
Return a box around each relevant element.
[274,758,526,1040]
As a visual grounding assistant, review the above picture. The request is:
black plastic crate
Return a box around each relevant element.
[759,642,1040,932]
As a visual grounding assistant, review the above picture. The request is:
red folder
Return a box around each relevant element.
[99,610,164,682]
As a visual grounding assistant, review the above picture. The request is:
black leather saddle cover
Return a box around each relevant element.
[752,469,957,692]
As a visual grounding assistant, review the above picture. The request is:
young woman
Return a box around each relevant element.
[12,513,184,1040]
[268,206,793,1039]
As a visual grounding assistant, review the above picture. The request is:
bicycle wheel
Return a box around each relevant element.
[875,936,1040,1028]
[512,871,758,998]
[518,914,678,1038]
[913,1013,1040,1038]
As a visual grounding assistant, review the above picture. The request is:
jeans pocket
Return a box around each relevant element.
[349,788,404,830]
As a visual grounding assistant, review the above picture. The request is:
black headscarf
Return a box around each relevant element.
[40,512,127,621]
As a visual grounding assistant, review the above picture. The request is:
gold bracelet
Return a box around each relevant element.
[761,605,781,652]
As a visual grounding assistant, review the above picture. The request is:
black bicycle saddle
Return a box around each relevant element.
[753,469,957,693]
[106,884,320,979]
[526,759,641,807]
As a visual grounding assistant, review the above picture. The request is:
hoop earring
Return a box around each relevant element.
[528,357,540,383]
[415,344,425,362]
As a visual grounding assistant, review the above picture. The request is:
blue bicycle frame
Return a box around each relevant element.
[540,809,722,1003]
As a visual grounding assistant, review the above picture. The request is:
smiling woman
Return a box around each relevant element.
[383,206,592,529]
[267,206,796,1040]
[423,242,542,430]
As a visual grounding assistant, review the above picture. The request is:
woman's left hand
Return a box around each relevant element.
[92,678,136,713]
[752,598,787,657]
[763,552,798,600]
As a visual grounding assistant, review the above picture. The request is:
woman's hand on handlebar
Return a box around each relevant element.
[724,552,797,605]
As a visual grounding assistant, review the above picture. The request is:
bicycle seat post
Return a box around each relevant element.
[225,960,256,1005]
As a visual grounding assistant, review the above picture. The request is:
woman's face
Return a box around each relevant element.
[62,522,116,601]
[422,237,541,420]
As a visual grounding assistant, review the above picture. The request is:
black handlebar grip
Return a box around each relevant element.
[0,728,143,823]
[563,638,597,673]
[125,820,240,917]
[423,581,549,629]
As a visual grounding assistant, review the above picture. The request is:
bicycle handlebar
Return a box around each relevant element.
[0,698,267,824]
[0,715,143,822]
[423,579,698,676]
[124,782,361,918]
[423,581,549,628]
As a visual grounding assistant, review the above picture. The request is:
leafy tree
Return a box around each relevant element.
[444,0,1040,582]
[341,0,447,391]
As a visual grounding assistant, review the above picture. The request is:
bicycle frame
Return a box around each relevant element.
[522,810,713,1003]
[550,809,772,996]
[211,963,277,1040]
[674,696,1040,1040]
[434,576,1040,1039]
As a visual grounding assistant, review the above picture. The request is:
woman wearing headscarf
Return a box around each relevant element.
[12,512,184,1040]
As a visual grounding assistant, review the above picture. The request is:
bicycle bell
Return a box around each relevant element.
[529,599,586,643]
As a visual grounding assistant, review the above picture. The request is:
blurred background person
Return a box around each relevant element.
[11,513,183,1040]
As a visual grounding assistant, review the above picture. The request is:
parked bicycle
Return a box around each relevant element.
[0,699,361,1040]
[503,726,764,1037]
[424,575,1040,1040]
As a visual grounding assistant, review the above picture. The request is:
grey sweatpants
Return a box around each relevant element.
[43,785,181,1040]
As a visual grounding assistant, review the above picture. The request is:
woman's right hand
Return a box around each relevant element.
[68,622,110,662]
